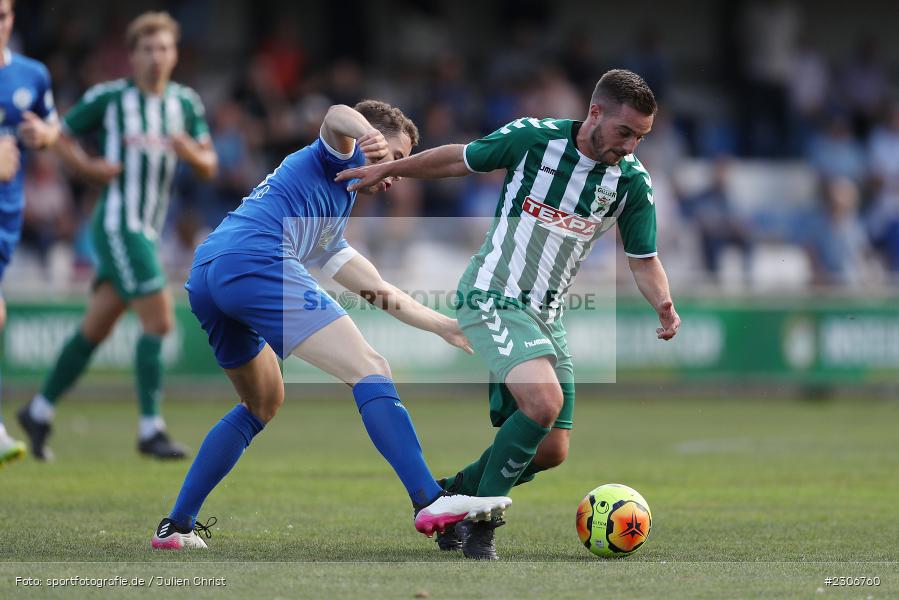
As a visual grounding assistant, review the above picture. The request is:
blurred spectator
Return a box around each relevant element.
[680,158,753,281]
[428,51,479,131]
[635,109,688,178]
[841,35,889,139]
[521,65,583,120]
[805,114,867,183]
[201,100,263,224]
[621,24,671,102]
[787,35,831,152]
[161,209,208,285]
[867,103,899,273]
[255,20,307,100]
[806,177,876,286]
[736,0,800,156]
[560,30,600,96]
[21,153,75,265]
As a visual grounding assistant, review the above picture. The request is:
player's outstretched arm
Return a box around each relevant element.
[333,253,473,354]
[628,256,681,340]
[335,144,470,192]
[53,132,122,186]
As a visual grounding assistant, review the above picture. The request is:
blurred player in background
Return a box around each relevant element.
[151,101,511,550]
[17,11,218,461]
[338,69,681,559]
[0,0,59,467]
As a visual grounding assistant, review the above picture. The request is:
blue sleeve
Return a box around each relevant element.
[316,137,365,176]
[33,64,56,121]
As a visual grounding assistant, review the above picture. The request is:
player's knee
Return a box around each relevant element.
[143,315,174,337]
[356,351,392,382]
[522,386,563,427]
[245,389,284,423]
[81,322,112,344]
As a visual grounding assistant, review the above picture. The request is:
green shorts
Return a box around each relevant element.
[456,287,575,430]
[91,213,166,300]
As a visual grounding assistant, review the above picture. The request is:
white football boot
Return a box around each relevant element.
[0,431,26,467]
[414,493,511,536]
[151,517,216,549]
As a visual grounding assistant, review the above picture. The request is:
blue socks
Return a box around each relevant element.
[169,404,265,530]
[353,375,443,508]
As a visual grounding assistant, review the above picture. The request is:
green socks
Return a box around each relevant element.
[443,437,552,495]
[443,447,492,495]
[135,334,163,417]
[42,331,98,403]
[476,411,550,497]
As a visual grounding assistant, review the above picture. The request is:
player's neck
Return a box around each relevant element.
[0,47,11,68]
[135,77,169,96]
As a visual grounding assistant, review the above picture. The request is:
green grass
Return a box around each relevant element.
[1,388,898,598]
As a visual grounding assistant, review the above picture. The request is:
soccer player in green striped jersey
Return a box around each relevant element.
[338,70,681,559]
[18,12,218,461]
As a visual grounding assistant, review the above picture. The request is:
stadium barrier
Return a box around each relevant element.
[3,298,898,384]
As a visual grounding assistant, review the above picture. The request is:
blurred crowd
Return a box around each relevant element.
[5,0,899,295]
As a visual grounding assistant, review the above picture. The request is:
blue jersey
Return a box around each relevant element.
[0,49,56,205]
[194,135,364,272]
[0,48,56,276]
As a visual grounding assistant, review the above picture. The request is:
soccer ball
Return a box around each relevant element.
[576,483,652,558]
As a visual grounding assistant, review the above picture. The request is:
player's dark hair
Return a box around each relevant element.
[591,69,657,116]
[126,11,180,51]
[354,100,420,147]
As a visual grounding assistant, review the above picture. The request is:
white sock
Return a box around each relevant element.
[0,422,7,438]
[29,394,55,423]
[139,416,166,441]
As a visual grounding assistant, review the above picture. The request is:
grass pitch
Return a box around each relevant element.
[1,386,897,598]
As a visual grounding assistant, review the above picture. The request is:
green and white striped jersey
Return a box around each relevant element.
[459,118,656,323]
[63,79,210,239]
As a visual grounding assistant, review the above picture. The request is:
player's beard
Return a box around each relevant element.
[590,126,626,165]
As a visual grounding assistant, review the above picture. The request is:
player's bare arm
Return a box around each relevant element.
[52,132,122,186]
[321,104,388,161]
[333,253,474,354]
[18,111,59,149]
[335,143,470,192]
[170,133,217,180]
[628,256,680,340]
[0,135,19,181]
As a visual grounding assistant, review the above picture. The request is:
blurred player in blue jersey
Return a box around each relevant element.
[0,0,60,467]
[151,100,511,549]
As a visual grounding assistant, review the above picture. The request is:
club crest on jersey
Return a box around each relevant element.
[522,197,597,240]
[592,185,617,211]
[13,88,33,111]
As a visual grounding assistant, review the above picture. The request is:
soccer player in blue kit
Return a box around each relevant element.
[0,0,60,466]
[151,100,511,549]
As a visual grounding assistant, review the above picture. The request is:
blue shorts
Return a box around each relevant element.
[186,253,347,369]
[0,204,24,283]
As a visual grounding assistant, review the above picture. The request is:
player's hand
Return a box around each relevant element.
[18,112,52,149]
[85,159,123,186]
[438,318,475,355]
[357,129,388,163]
[656,300,680,340]
[0,136,20,182]
[335,163,392,193]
